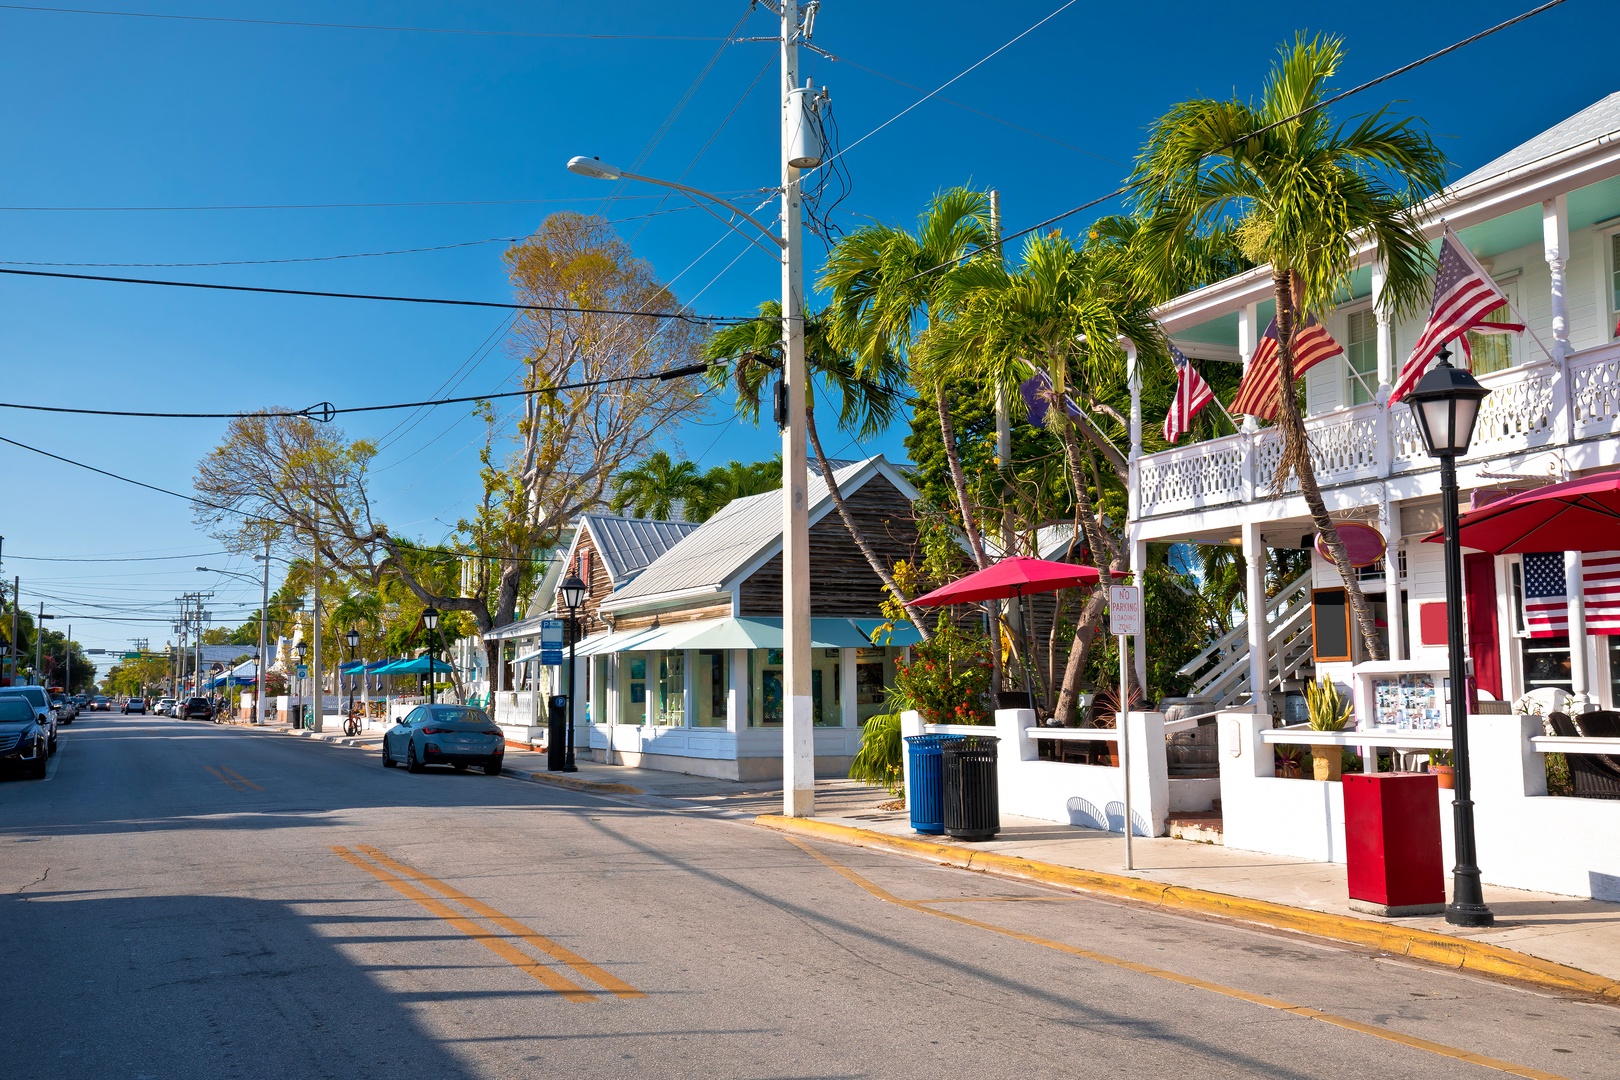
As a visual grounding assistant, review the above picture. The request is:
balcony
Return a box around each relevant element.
[1135,339,1620,519]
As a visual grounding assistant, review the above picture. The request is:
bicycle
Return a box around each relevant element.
[343,703,363,738]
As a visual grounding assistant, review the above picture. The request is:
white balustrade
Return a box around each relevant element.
[1570,341,1620,441]
[1136,432,1249,514]
[1466,359,1560,455]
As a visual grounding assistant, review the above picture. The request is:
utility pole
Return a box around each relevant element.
[310,510,323,731]
[34,602,54,685]
[255,537,271,725]
[989,188,1013,698]
[194,592,212,699]
[9,576,19,688]
[65,624,71,694]
[778,0,813,818]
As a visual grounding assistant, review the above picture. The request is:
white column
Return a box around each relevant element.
[1382,497,1404,662]
[1543,195,1571,362]
[840,649,857,727]
[683,649,696,729]
[1238,302,1260,433]
[1372,260,1393,401]
[1242,520,1270,716]
[1566,551,1589,710]
[729,648,748,732]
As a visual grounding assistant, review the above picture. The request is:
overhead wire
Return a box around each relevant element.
[0,267,742,324]
[0,5,735,40]
[894,0,1575,286]
[0,192,751,212]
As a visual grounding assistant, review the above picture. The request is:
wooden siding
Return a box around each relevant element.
[564,531,617,643]
[738,474,920,617]
[611,602,733,633]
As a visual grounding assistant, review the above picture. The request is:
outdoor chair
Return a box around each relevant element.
[1545,712,1620,800]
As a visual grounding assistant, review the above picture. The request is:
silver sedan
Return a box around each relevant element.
[382,704,505,775]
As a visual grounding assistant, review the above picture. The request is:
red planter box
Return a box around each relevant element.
[1343,773,1446,917]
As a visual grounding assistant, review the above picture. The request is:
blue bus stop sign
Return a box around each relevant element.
[540,618,564,666]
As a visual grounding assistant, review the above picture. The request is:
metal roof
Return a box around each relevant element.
[601,457,908,611]
[582,513,701,584]
[1450,90,1620,191]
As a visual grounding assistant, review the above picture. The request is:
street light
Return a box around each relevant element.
[558,574,587,774]
[294,638,309,729]
[567,44,820,815]
[345,628,360,724]
[422,607,440,706]
[1406,345,1494,928]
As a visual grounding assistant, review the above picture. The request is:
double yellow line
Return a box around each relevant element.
[203,764,262,791]
[333,844,643,1003]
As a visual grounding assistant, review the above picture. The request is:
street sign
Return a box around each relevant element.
[1109,585,1142,636]
[296,664,308,678]
[122,652,141,660]
[539,618,564,666]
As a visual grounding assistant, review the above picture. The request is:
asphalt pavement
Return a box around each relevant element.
[1,714,1610,1079]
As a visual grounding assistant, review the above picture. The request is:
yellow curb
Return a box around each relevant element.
[522,771,642,796]
[757,814,1620,1003]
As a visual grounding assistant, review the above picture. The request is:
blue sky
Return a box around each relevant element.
[0,0,1610,657]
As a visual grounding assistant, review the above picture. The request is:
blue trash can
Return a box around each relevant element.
[906,734,957,835]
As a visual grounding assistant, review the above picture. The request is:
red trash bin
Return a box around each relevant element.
[1343,773,1446,917]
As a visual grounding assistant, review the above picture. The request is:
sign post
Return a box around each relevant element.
[1109,584,1143,870]
[539,619,564,667]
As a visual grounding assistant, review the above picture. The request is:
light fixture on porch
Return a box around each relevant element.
[1407,344,1494,928]
[422,607,440,705]
[558,574,586,774]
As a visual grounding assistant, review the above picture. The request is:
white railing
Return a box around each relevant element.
[1139,342,1620,518]
[1180,569,1314,706]
[1530,734,1620,756]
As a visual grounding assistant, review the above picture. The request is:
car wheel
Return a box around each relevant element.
[30,751,47,779]
[485,760,502,776]
[406,741,424,773]
[381,741,396,768]
[48,734,57,754]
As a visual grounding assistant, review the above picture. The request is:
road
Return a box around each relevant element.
[0,715,1610,1079]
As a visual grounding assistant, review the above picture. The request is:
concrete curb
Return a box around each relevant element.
[509,770,643,795]
[756,814,1620,1003]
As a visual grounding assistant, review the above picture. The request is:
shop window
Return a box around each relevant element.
[656,652,685,725]
[693,650,727,728]
[855,647,892,724]
[751,649,783,728]
[1312,588,1352,662]
[1610,638,1620,710]
[1465,283,1518,375]
[1522,636,1573,695]
[619,654,646,725]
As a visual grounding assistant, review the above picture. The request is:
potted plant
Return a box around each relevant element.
[1305,676,1353,782]
[1428,748,1455,789]
[1274,745,1306,778]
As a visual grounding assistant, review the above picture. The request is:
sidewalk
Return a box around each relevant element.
[761,806,1620,1000]
[246,722,1620,999]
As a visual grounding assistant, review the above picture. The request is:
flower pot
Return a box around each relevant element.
[1430,763,1455,789]
[1311,744,1343,782]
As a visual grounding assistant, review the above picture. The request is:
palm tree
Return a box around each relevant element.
[1132,34,1445,662]
[925,230,1165,718]
[821,187,995,569]
[704,301,927,635]
[609,451,706,522]
[690,458,782,521]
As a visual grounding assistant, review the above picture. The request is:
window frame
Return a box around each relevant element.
[1340,301,1380,406]
[1463,271,1521,375]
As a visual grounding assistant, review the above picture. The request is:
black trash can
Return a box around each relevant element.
[942,734,1000,841]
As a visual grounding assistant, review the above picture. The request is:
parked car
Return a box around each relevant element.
[181,697,213,721]
[0,696,50,778]
[0,686,57,752]
[122,698,147,715]
[152,698,176,717]
[91,696,110,711]
[51,696,75,724]
[382,705,504,775]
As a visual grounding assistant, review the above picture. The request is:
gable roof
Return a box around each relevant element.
[599,456,916,612]
[1450,90,1620,192]
[579,513,701,585]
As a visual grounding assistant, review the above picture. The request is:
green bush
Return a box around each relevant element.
[892,613,992,724]
[849,712,903,795]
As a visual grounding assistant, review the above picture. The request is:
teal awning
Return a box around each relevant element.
[544,617,916,654]
[380,654,455,675]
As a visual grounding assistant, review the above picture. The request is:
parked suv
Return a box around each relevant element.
[0,696,49,778]
[0,686,57,753]
[151,698,175,717]
[181,697,213,721]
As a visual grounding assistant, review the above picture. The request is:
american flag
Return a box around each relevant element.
[1230,316,1344,420]
[1523,552,1569,638]
[1020,370,1083,429]
[1162,345,1215,443]
[1389,229,1520,404]
[1582,550,1620,635]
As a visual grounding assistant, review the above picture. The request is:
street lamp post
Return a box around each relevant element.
[345,628,360,723]
[565,2,823,816]
[294,639,308,729]
[558,574,586,774]
[1406,345,1494,928]
[422,608,440,706]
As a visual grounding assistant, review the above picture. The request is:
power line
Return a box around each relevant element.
[0,192,748,212]
[0,361,714,420]
[0,266,742,323]
[898,0,1574,286]
[0,5,735,40]
[4,550,227,563]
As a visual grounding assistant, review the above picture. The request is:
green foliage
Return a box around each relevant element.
[1305,675,1353,731]
[892,613,993,724]
[1085,552,1207,702]
[848,712,903,795]
[609,450,707,522]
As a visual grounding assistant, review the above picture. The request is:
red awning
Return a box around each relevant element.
[910,556,1103,607]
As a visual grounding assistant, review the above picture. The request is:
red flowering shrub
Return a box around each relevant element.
[892,614,992,725]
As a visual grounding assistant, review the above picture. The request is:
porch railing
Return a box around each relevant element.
[1137,340,1620,518]
[1177,568,1313,707]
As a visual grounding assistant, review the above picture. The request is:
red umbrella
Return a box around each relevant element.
[1422,468,1620,553]
[911,556,1102,607]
